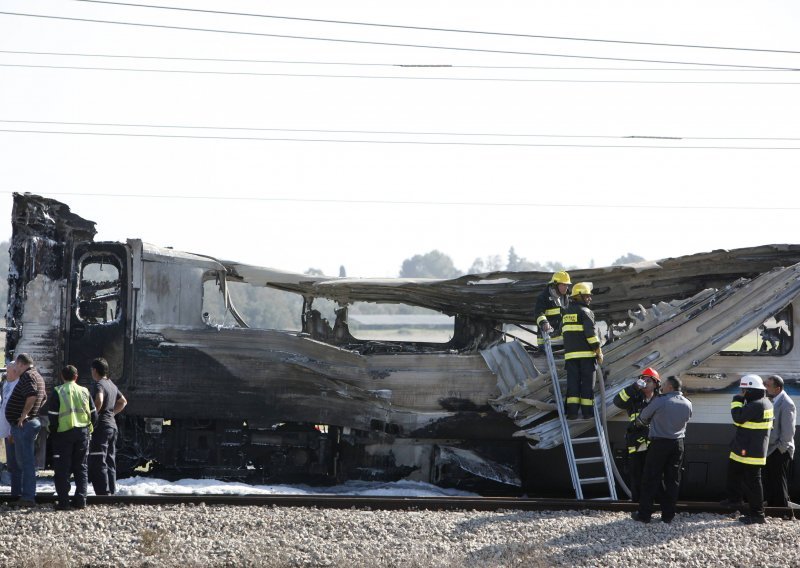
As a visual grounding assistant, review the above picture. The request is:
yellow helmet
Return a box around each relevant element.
[549,271,571,285]
[570,282,593,297]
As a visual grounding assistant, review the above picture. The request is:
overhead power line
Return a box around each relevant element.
[1,11,796,71]
[4,62,800,85]
[2,120,798,142]
[2,128,799,150]
[1,189,798,212]
[73,0,800,56]
[2,49,797,72]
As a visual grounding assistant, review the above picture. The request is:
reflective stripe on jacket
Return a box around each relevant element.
[55,382,94,434]
[729,395,773,466]
[562,301,600,359]
[613,383,651,454]
[533,287,567,344]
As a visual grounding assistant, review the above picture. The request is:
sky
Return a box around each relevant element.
[1,1,799,277]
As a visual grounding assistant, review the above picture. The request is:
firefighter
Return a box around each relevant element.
[613,367,661,501]
[561,282,602,420]
[534,271,571,347]
[47,365,97,510]
[721,374,774,524]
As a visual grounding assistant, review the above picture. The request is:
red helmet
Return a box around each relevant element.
[639,367,661,383]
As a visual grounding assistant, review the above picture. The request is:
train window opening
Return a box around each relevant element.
[348,302,454,343]
[721,305,793,356]
[76,255,122,324]
[201,276,303,331]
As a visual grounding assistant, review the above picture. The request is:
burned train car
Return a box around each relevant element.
[6,193,800,496]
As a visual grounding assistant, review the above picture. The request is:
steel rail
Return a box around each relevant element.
[0,493,795,517]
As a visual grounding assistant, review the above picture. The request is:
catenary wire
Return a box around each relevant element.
[1,189,798,211]
[72,0,800,56]
[2,120,798,142]
[4,62,800,85]
[0,12,796,71]
[1,129,799,149]
[1,49,797,72]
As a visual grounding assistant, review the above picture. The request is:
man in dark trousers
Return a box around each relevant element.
[613,367,661,502]
[534,271,570,348]
[47,365,97,510]
[88,358,127,495]
[561,282,603,420]
[4,353,47,507]
[632,376,693,524]
[764,375,796,511]
[721,374,774,524]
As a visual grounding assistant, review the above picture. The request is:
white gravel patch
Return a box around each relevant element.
[0,504,794,567]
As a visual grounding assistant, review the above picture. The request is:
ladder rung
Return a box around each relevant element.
[574,456,604,465]
[589,497,615,501]
[579,476,609,485]
[571,436,599,445]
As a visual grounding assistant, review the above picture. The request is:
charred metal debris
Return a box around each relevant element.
[6,192,800,493]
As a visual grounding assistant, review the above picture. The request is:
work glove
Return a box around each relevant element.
[540,321,553,334]
[595,348,604,365]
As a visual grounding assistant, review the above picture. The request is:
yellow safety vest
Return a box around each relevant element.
[55,382,93,433]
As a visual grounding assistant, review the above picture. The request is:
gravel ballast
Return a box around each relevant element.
[0,503,795,567]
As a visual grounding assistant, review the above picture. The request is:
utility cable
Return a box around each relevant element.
[1,190,799,211]
[2,128,800,149]
[73,0,800,56]
[4,62,800,85]
[0,12,796,71]
[1,49,797,72]
[2,120,798,142]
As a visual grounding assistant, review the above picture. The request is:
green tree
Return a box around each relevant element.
[468,254,504,275]
[507,247,521,271]
[612,253,645,265]
[399,250,462,279]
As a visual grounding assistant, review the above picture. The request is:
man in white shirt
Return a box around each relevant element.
[764,375,797,510]
[0,363,21,486]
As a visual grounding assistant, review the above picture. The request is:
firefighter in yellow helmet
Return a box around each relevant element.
[534,271,571,348]
[561,282,603,420]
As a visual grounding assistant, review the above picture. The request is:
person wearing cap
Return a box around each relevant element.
[632,375,693,524]
[561,282,602,420]
[721,374,774,524]
[613,367,661,501]
[763,374,795,510]
[534,271,570,348]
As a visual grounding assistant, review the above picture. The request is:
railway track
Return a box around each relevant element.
[1,493,796,517]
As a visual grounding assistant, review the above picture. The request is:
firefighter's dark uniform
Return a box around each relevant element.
[534,286,567,346]
[47,382,97,509]
[562,299,600,418]
[613,384,653,501]
[727,391,773,521]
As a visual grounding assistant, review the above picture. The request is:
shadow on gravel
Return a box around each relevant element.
[452,510,742,567]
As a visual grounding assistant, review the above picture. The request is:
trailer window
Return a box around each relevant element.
[348,303,454,343]
[202,277,302,331]
[76,255,122,324]
[721,305,793,356]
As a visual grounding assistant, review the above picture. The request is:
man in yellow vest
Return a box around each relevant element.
[46,365,97,510]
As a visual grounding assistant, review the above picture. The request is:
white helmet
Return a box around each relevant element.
[739,374,766,390]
